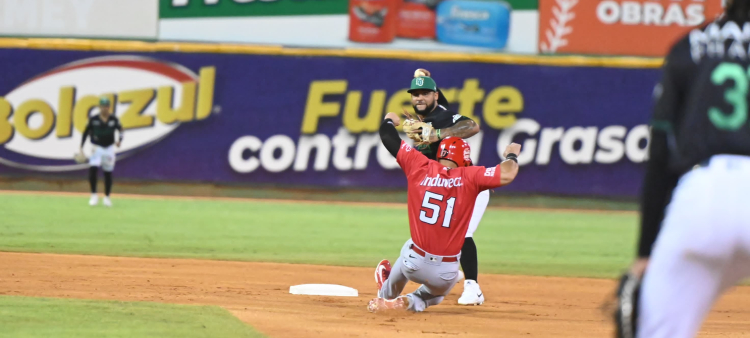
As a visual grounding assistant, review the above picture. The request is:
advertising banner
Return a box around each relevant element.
[162,0,349,17]
[159,0,539,54]
[0,0,158,40]
[0,47,660,197]
[539,0,724,57]
[161,0,538,17]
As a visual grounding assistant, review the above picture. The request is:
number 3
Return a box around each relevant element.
[420,191,456,228]
[710,63,749,131]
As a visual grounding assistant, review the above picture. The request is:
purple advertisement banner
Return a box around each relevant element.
[0,48,661,197]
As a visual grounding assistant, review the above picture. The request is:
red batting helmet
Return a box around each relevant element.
[437,137,472,167]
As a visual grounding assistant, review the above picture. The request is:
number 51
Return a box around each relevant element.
[420,191,456,228]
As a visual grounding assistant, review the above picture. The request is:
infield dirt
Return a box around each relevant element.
[2,252,750,337]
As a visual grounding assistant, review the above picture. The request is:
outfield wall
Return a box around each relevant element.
[0,39,662,197]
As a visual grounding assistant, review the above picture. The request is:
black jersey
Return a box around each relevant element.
[82,114,123,147]
[655,19,750,174]
[416,104,471,160]
[638,18,750,258]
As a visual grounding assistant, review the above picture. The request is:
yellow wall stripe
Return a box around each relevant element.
[0,38,664,69]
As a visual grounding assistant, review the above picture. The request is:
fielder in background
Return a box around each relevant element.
[614,1,750,337]
[79,96,123,207]
[402,69,488,305]
[368,111,520,312]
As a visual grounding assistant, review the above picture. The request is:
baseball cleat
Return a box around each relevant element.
[103,197,112,207]
[374,259,391,293]
[89,194,98,206]
[367,296,410,313]
[458,280,485,305]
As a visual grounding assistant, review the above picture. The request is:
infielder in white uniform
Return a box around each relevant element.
[615,2,750,337]
[79,96,123,207]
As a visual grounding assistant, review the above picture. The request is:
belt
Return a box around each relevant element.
[409,244,458,262]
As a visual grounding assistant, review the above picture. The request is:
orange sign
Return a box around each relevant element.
[538,0,725,57]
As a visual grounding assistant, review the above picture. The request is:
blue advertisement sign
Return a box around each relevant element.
[0,48,661,197]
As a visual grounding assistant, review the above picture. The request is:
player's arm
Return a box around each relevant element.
[439,118,479,140]
[418,117,479,145]
[380,112,402,157]
[470,143,521,191]
[634,47,685,274]
[116,119,124,147]
[382,112,430,175]
[80,119,91,150]
[637,87,681,259]
[499,143,521,186]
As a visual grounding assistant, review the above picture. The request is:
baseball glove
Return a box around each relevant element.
[74,151,88,164]
[402,110,436,146]
[402,119,428,141]
[613,271,642,338]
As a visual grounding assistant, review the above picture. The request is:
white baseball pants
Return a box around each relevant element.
[638,155,750,338]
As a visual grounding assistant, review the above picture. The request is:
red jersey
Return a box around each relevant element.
[397,141,503,256]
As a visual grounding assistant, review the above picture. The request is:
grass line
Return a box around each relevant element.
[0,193,637,278]
[0,295,264,338]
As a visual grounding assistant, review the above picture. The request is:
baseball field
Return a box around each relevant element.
[2,190,750,337]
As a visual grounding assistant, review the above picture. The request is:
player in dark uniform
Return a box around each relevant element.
[622,1,750,336]
[80,96,123,207]
[405,70,488,305]
[407,70,480,159]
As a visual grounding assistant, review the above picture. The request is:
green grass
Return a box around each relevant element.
[0,295,264,338]
[0,193,638,278]
[0,178,639,210]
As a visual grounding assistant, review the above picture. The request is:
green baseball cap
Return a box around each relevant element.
[407,76,438,93]
[99,96,110,106]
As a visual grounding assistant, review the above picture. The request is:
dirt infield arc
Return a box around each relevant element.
[2,252,750,337]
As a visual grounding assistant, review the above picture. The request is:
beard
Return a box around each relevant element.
[413,100,437,116]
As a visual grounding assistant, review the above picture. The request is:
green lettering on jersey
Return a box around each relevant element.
[709,63,748,131]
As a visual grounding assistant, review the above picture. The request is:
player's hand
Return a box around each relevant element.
[629,258,649,278]
[74,148,88,164]
[503,143,521,157]
[419,124,438,145]
[402,109,431,144]
[116,141,121,148]
[384,112,401,126]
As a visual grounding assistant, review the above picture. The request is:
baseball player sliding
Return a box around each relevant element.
[401,69,488,305]
[368,110,520,312]
[613,1,750,337]
[78,96,123,207]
